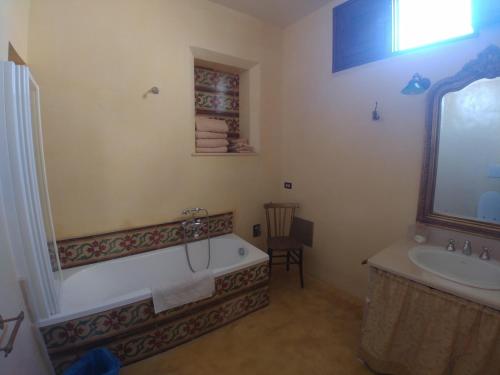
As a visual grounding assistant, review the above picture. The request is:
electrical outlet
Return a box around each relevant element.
[253,224,261,237]
[284,182,293,189]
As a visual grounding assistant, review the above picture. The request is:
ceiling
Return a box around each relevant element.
[208,0,333,28]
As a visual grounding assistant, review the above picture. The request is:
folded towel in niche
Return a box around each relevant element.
[152,270,215,314]
[196,131,227,139]
[196,146,228,153]
[228,138,248,144]
[229,145,254,153]
[196,117,229,133]
[196,139,229,148]
[228,139,253,152]
[228,142,251,148]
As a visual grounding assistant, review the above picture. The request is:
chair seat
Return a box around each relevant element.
[267,236,302,250]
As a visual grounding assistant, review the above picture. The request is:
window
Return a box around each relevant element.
[333,0,499,72]
[394,0,474,52]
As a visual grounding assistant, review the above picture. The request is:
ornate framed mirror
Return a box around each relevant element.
[418,45,500,238]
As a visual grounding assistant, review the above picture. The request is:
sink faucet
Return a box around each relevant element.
[479,247,491,261]
[463,240,472,256]
[446,239,456,252]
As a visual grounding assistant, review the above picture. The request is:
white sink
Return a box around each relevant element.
[408,245,500,290]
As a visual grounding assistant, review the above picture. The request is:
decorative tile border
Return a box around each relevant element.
[194,67,239,93]
[195,91,239,114]
[40,262,269,352]
[57,212,233,269]
[50,286,269,375]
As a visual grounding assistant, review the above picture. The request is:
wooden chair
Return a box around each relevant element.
[264,202,304,288]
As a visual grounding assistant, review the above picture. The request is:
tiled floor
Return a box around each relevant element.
[122,269,374,375]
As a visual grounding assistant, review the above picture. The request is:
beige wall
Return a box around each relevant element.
[27,0,500,301]
[0,0,31,61]
[279,0,500,298]
[435,78,500,220]
[28,0,283,248]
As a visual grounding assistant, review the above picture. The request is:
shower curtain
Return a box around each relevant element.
[0,61,61,319]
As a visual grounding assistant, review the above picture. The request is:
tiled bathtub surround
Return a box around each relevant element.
[40,262,269,374]
[57,212,233,269]
[40,262,268,351]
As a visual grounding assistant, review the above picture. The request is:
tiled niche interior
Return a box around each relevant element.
[194,64,240,139]
[191,47,260,155]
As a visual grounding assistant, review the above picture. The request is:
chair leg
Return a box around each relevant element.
[268,248,273,277]
[299,248,304,288]
[286,252,290,271]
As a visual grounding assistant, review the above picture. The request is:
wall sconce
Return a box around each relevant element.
[401,74,431,95]
[372,102,381,121]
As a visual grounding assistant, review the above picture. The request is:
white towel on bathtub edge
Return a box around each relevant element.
[151,270,215,314]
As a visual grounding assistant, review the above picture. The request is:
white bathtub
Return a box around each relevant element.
[39,233,268,327]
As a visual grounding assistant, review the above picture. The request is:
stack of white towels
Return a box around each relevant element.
[196,116,229,153]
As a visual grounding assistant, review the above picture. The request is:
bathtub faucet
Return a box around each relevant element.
[181,218,204,238]
[181,208,212,272]
[181,208,210,239]
[182,207,208,216]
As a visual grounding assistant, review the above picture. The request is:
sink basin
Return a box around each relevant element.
[408,245,500,290]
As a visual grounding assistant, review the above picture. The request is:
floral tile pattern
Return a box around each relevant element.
[50,286,269,375]
[194,67,239,93]
[195,91,239,114]
[57,212,233,269]
[40,262,269,352]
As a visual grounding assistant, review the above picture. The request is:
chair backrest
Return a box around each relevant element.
[264,202,299,239]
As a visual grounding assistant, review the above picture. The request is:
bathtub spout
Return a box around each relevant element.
[181,208,211,273]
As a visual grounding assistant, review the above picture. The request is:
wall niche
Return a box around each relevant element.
[191,47,260,156]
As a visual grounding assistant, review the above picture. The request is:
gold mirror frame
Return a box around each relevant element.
[418,45,500,238]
